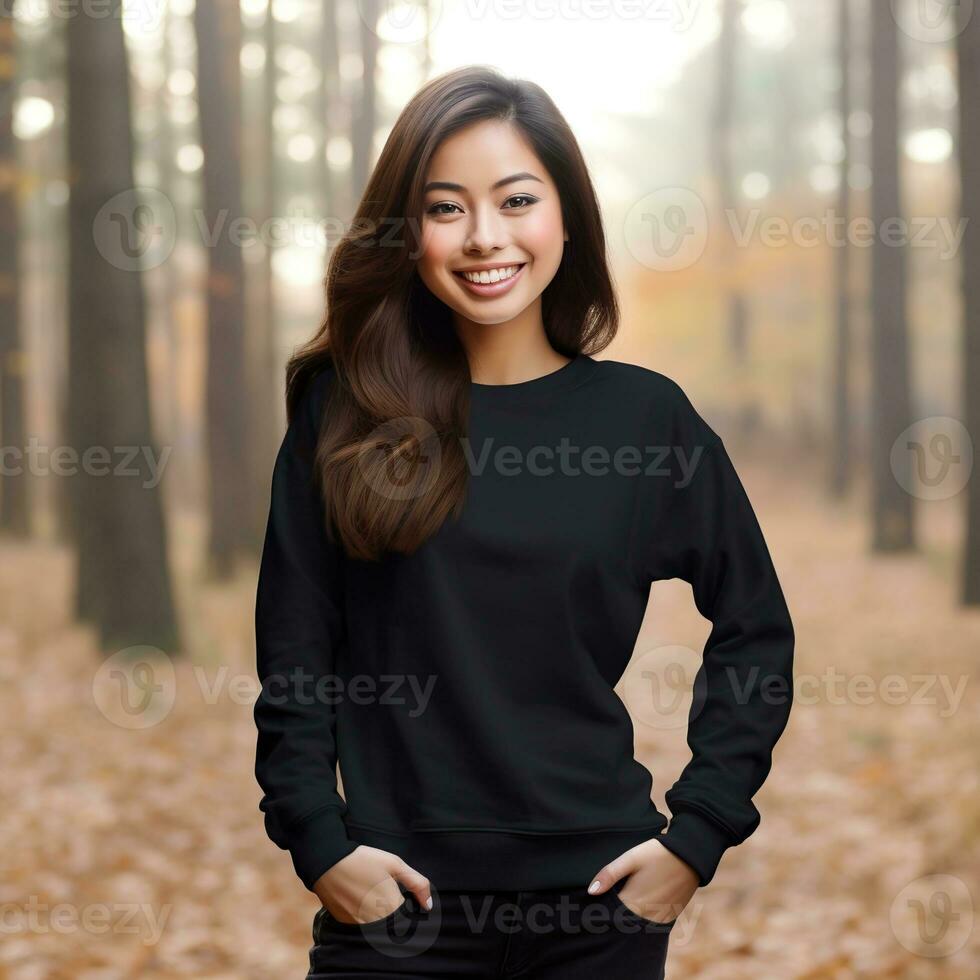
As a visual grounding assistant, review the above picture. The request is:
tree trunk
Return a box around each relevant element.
[316,0,337,227]
[869,0,914,551]
[66,0,180,652]
[351,0,379,202]
[0,0,28,535]
[714,0,753,436]
[158,3,182,491]
[959,2,980,602]
[195,0,250,578]
[830,0,852,497]
[246,0,283,551]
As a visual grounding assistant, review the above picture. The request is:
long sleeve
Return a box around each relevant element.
[253,369,359,892]
[634,389,795,888]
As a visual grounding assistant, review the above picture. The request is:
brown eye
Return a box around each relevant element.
[503,195,537,209]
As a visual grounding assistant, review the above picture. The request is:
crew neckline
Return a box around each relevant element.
[469,353,597,405]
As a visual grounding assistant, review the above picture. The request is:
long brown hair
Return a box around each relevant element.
[286,65,619,561]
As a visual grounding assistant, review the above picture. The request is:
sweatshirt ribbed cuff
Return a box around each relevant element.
[657,809,734,888]
[287,807,360,892]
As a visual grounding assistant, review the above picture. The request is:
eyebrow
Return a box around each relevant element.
[423,172,545,194]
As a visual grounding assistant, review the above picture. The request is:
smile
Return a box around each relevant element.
[456,264,523,284]
[452,263,526,297]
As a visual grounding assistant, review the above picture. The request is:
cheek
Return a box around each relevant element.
[521,206,565,264]
[416,221,456,277]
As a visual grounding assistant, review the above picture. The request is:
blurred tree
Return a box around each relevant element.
[195,0,251,577]
[156,4,181,469]
[246,0,282,551]
[714,0,755,436]
[316,0,339,227]
[421,0,432,78]
[66,0,180,652]
[958,1,980,603]
[830,0,853,497]
[869,0,914,551]
[351,0,379,200]
[0,0,28,535]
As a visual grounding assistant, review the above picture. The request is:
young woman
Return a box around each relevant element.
[254,65,795,979]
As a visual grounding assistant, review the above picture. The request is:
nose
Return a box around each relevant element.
[463,201,508,255]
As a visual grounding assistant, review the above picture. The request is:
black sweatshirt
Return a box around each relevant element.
[253,353,795,893]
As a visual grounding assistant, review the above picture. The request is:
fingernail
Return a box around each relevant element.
[425,896,433,911]
[588,880,600,894]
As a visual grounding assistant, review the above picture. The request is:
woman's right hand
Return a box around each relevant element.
[311,845,433,924]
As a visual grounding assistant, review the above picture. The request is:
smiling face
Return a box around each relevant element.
[415,119,567,335]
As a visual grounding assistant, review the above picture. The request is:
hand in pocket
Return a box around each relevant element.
[589,837,698,925]
[312,844,432,925]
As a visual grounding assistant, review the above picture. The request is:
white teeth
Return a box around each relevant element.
[460,265,521,284]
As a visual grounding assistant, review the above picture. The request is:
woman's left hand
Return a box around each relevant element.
[586,838,700,924]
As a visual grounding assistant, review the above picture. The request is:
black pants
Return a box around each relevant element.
[307,880,674,978]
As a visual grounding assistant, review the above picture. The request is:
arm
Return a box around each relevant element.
[634,390,795,888]
[253,368,359,892]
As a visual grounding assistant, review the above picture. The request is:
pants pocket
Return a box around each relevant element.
[608,878,677,931]
[314,888,412,937]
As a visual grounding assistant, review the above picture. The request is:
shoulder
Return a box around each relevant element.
[306,360,338,408]
[591,357,687,403]
[590,357,720,447]
[287,359,342,460]
[296,357,341,424]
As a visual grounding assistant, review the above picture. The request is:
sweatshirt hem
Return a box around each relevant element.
[344,818,670,890]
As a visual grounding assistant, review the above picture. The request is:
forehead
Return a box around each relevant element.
[423,120,552,192]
